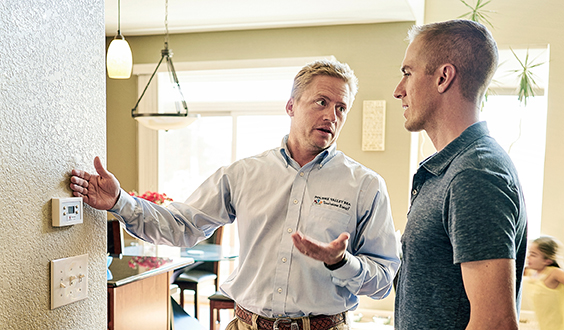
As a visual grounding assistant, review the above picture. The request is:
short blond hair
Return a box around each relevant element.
[291,59,358,104]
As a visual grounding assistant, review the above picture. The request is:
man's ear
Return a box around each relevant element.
[437,64,456,94]
[286,98,295,117]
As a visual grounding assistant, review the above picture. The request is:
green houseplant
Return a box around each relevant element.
[458,0,545,107]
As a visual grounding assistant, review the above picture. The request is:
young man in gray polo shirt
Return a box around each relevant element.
[392,20,527,329]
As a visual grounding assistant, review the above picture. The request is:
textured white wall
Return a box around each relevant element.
[0,0,107,329]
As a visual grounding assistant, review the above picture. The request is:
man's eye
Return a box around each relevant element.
[338,106,347,113]
[403,72,411,77]
[316,100,326,106]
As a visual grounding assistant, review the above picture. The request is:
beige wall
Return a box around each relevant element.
[0,0,107,329]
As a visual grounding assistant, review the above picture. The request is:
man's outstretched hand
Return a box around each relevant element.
[291,231,350,266]
[70,156,120,210]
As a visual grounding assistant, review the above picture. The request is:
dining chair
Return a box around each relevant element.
[174,227,224,319]
[107,219,123,256]
[208,291,235,330]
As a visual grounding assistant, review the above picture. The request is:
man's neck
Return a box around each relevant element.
[286,139,322,167]
[427,121,476,151]
[427,101,480,151]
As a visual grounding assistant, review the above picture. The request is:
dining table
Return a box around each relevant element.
[121,242,238,272]
[107,242,238,330]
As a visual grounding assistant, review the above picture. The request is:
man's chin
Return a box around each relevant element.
[314,139,333,151]
[404,121,423,133]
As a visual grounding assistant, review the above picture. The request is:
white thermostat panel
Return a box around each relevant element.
[52,197,83,227]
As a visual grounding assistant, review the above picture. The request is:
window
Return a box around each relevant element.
[480,96,547,239]
[480,47,549,239]
[156,65,305,202]
[158,114,291,202]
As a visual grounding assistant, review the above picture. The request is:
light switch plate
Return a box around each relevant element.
[51,254,88,309]
[52,197,83,227]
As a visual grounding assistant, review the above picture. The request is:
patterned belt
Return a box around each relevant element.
[235,305,346,330]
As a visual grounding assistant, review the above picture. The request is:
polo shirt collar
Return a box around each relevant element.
[420,121,490,176]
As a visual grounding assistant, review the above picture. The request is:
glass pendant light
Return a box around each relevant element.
[107,0,132,79]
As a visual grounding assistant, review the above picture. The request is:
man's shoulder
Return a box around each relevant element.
[338,152,381,176]
[217,148,283,177]
[232,147,280,164]
[449,135,516,176]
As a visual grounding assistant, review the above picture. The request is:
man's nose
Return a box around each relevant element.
[324,107,337,122]
[393,82,405,99]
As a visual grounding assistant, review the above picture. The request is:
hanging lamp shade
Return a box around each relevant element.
[134,115,199,131]
[132,45,198,131]
[107,0,132,79]
[107,34,132,79]
[131,0,197,131]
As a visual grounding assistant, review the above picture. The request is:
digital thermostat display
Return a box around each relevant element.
[52,197,83,227]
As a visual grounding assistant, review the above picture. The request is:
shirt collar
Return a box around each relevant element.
[279,135,337,168]
[420,121,490,176]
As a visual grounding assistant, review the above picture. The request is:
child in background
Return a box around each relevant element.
[525,236,564,330]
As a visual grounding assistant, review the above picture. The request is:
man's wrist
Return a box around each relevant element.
[324,254,347,271]
[108,189,123,212]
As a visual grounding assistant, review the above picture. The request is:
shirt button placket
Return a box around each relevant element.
[271,165,309,315]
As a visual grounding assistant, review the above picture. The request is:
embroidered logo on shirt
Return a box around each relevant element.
[313,195,351,211]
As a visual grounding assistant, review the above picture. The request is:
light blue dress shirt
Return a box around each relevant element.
[110,136,400,318]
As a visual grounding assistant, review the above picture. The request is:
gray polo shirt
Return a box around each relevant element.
[395,121,528,330]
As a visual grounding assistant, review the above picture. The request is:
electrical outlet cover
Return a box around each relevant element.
[51,254,88,309]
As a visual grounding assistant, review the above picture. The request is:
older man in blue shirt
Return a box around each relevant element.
[71,59,400,330]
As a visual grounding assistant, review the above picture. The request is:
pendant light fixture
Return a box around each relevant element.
[106,0,133,79]
[131,0,198,131]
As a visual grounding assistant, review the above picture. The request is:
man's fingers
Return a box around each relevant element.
[72,190,85,198]
[290,232,307,252]
[71,168,90,181]
[70,176,89,188]
[70,183,87,194]
[93,156,110,178]
[335,233,350,245]
[72,190,90,204]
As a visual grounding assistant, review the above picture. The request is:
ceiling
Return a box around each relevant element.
[105,0,424,37]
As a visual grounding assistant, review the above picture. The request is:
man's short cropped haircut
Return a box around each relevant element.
[291,59,359,105]
[408,19,499,104]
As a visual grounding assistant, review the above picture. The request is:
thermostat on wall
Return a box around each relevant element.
[52,197,83,227]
